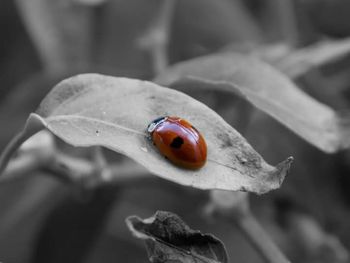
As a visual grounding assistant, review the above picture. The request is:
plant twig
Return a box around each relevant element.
[2,146,151,187]
[138,0,177,74]
[15,0,92,73]
[235,211,291,263]
[42,151,151,188]
[0,126,150,187]
[287,211,349,261]
[275,0,299,46]
[91,146,112,181]
[1,154,43,181]
[0,116,44,175]
[0,131,32,175]
[207,191,290,263]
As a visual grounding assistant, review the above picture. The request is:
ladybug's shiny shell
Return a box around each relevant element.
[147,116,207,169]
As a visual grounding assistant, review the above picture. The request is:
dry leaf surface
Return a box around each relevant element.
[24,73,293,193]
[126,211,228,263]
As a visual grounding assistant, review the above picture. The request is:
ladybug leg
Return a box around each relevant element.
[146,133,153,141]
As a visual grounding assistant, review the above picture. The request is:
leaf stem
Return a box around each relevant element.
[0,131,30,175]
[42,152,151,187]
[139,0,177,74]
[1,124,150,186]
[0,116,44,175]
[15,0,92,73]
[1,154,42,182]
[208,191,290,263]
[275,0,299,46]
[234,211,291,263]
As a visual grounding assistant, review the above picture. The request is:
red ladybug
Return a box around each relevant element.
[147,116,207,169]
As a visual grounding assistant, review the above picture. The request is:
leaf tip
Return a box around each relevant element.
[285,156,294,164]
[125,215,152,240]
[257,156,294,194]
[275,156,294,182]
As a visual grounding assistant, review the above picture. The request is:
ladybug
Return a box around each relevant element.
[147,116,207,169]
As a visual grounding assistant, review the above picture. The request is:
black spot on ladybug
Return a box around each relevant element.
[164,155,168,159]
[170,136,184,149]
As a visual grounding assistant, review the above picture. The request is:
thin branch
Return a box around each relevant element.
[275,0,299,46]
[15,0,93,73]
[0,123,151,187]
[234,211,291,263]
[41,151,151,188]
[139,0,177,74]
[1,154,43,182]
[208,191,290,263]
[0,119,44,175]
[92,146,107,169]
[287,212,349,261]
[275,37,350,79]
[0,131,32,175]
[91,146,111,181]
[2,147,152,188]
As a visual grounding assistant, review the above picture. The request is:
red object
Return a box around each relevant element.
[147,116,207,170]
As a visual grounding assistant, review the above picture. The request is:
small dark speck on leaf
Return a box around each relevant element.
[239,157,248,165]
[217,133,233,148]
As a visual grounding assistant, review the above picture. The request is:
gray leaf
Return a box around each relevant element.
[21,73,292,193]
[126,211,228,263]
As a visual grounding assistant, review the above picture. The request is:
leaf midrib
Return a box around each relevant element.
[45,115,147,136]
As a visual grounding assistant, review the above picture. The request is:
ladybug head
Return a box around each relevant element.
[147,116,167,134]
